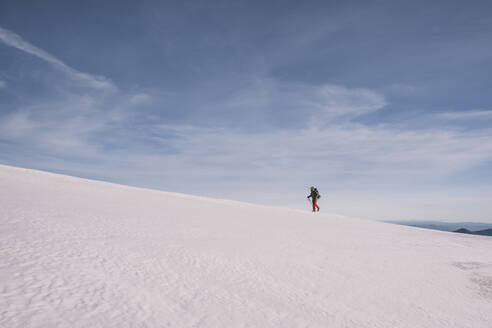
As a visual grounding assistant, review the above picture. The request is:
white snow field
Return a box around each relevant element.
[1,164,491,328]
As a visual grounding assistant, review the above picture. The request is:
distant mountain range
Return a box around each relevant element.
[453,228,492,236]
[385,220,492,236]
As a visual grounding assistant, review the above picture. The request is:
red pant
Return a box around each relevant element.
[312,198,320,212]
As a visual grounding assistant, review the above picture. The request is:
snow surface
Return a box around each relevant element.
[1,164,491,328]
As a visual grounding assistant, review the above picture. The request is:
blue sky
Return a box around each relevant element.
[1,0,492,221]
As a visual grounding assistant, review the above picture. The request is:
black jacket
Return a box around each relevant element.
[307,188,320,200]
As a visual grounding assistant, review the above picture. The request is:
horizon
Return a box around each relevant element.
[1,0,492,222]
[4,162,492,225]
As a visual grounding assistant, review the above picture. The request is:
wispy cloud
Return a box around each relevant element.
[148,122,492,181]
[2,71,492,220]
[435,110,492,120]
[305,84,386,123]
[0,26,115,90]
[2,71,491,185]
[212,79,387,129]
[129,93,151,105]
[0,93,129,158]
[0,80,5,88]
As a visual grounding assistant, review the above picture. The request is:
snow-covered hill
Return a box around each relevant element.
[1,164,491,328]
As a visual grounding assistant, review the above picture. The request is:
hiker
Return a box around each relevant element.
[307,186,320,212]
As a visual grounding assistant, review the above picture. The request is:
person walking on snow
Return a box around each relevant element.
[307,186,320,212]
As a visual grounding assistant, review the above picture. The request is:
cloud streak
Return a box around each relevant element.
[2,75,492,220]
[435,110,492,120]
[1,68,491,189]
[0,26,115,90]
[149,122,492,181]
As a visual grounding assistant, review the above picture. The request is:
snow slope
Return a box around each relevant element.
[1,164,491,328]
